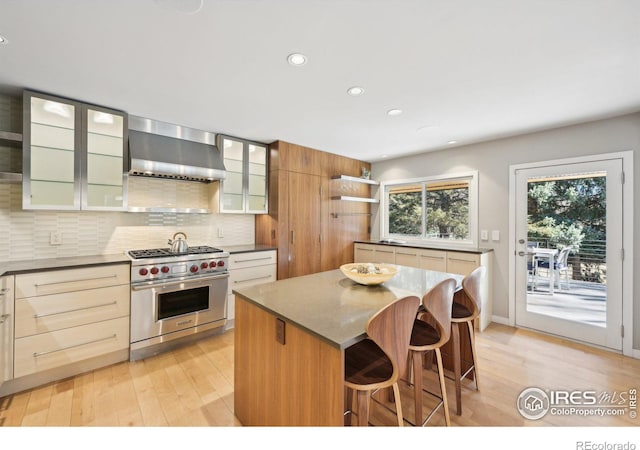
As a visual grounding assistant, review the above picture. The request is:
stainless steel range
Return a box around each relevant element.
[128,245,229,361]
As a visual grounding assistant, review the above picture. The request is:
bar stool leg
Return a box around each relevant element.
[467,321,480,390]
[452,321,462,415]
[435,347,451,426]
[345,387,354,426]
[412,350,423,426]
[356,390,369,426]
[393,382,404,427]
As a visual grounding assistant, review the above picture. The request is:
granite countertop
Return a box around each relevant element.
[0,254,131,277]
[223,244,277,254]
[356,239,493,254]
[233,266,463,350]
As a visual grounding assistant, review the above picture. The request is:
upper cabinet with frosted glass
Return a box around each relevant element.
[23,91,127,211]
[216,135,268,214]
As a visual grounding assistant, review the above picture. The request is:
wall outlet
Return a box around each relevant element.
[50,231,62,245]
[217,227,224,238]
[491,230,500,241]
[480,230,489,241]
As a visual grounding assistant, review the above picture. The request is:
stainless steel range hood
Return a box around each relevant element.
[128,116,226,182]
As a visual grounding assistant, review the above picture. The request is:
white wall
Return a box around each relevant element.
[372,112,640,349]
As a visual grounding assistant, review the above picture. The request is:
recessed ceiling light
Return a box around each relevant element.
[381,155,388,158]
[387,109,402,116]
[347,86,364,96]
[448,140,458,145]
[0,35,8,45]
[287,53,307,66]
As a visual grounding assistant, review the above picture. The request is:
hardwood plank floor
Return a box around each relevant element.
[1,324,638,427]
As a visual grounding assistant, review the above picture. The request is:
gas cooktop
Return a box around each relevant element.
[128,246,224,260]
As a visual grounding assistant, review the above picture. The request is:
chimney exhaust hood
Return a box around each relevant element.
[128,116,226,182]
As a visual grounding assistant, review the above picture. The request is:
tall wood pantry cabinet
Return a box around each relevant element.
[255,141,373,280]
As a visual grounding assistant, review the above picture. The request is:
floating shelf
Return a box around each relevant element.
[0,130,23,148]
[331,175,379,185]
[331,195,379,203]
[0,172,22,183]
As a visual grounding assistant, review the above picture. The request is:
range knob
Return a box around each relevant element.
[201,262,209,270]
[161,266,170,273]
[150,267,159,275]
[139,268,149,276]
[190,265,199,273]
[217,260,225,267]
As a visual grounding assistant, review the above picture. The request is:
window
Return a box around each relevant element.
[381,171,478,246]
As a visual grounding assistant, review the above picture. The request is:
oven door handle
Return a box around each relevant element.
[131,272,229,291]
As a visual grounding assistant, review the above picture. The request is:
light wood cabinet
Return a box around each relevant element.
[22,90,128,211]
[446,252,481,276]
[227,250,277,324]
[0,275,15,386]
[256,141,371,279]
[13,264,130,378]
[395,247,419,267]
[418,249,448,271]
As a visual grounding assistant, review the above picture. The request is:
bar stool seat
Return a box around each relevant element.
[344,295,420,426]
[452,302,473,319]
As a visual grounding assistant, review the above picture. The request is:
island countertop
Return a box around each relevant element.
[233,265,463,350]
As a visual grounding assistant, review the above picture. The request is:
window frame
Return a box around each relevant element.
[379,170,478,248]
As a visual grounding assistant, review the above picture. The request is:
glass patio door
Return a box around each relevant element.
[514,158,623,350]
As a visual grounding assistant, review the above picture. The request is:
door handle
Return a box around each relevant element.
[518,251,526,256]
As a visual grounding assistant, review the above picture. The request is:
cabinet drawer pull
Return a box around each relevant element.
[33,301,118,319]
[448,257,476,263]
[234,275,273,284]
[34,274,118,288]
[421,255,445,260]
[0,288,9,296]
[233,256,273,264]
[0,314,9,324]
[396,252,416,256]
[33,334,117,358]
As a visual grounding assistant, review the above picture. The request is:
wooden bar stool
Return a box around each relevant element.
[407,278,456,426]
[344,295,420,426]
[451,266,485,415]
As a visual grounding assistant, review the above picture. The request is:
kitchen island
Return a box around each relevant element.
[232,265,463,426]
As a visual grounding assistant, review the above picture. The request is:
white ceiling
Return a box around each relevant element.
[1,0,639,162]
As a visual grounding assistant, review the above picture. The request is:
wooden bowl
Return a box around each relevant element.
[340,263,398,286]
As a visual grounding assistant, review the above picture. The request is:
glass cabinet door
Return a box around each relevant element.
[82,107,127,210]
[219,136,268,214]
[221,137,245,212]
[24,94,81,209]
[247,143,267,213]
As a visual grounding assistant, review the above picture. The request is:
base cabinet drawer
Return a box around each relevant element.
[14,316,130,378]
[229,251,277,270]
[418,249,447,271]
[15,284,130,338]
[446,253,481,276]
[229,264,277,288]
[15,264,130,298]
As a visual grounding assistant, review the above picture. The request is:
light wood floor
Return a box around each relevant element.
[1,323,638,427]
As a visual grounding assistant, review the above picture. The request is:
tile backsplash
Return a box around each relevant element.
[0,183,255,261]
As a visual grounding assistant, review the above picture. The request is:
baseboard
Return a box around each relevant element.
[491,315,511,326]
